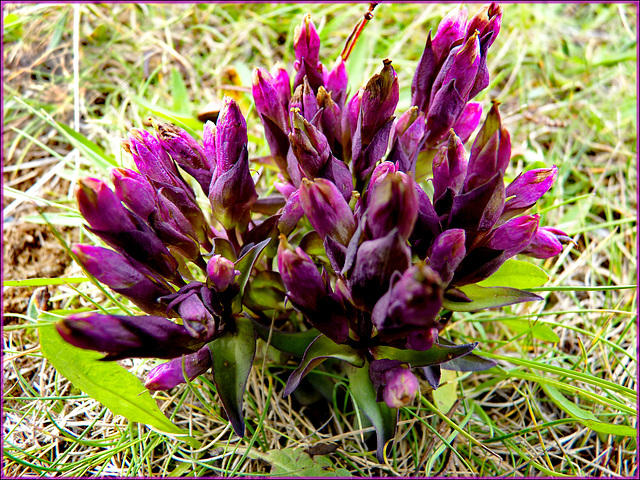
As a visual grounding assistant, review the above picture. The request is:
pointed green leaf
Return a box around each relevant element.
[232,238,271,314]
[209,316,256,437]
[38,316,196,444]
[170,68,191,116]
[56,121,117,169]
[372,342,477,368]
[542,384,637,437]
[443,284,542,312]
[347,361,397,462]
[478,259,549,289]
[437,338,497,372]
[284,335,364,397]
[252,320,321,358]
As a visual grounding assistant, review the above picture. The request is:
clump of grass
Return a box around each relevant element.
[3,3,636,477]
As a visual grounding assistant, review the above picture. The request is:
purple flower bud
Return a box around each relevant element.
[361,60,399,142]
[432,131,469,203]
[203,121,217,166]
[521,226,571,259]
[273,65,292,107]
[430,31,481,107]
[56,313,204,361]
[278,189,305,236]
[76,177,137,234]
[451,102,483,143]
[349,229,411,312]
[209,146,257,231]
[277,235,326,310]
[424,78,466,146]
[162,282,221,341]
[155,122,214,195]
[485,214,540,257]
[464,102,511,192]
[290,77,320,125]
[316,86,343,156]
[124,128,194,197]
[294,14,321,71]
[145,346,213,391]
[153,193,201,261]
[372,264,444,351]
[73,244,173,316]
[207,254,240,291]
[215,97,248,174]
[427,229,466,285]
[432,5,468,63]
[382,367,420,408]
[111,168,158,220]
[411,35,437,115]
[299,177,356,246]
[502,166,558,218]
[252,67,290,134]
[466,3,502,51]
[289,110,331,177]
[365,165,418,241]
[388,107,426,175]
[323,57,348,107]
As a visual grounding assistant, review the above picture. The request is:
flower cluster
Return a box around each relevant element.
[56,4,570,460]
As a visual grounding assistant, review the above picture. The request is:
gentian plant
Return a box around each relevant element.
[54,3,571,461]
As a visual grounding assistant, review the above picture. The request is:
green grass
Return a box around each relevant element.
[3,3,637,477]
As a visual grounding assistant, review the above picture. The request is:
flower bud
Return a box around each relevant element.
[502,166,558,218]
[277,235,326,310]
[432,131,469,203]
[207,254,240,291]
[294,14,321,71]
[155,122,215,195]
[451,102,482,143]
[388,107,426,175]
[382,367,420,408]
[372,264,444,351]
[299,178,356,245]
[521,226,571,259]
[144,346,213,391]
[485,214,540,257]
[289,110,331,177]
[111,168,158,220]
[252,67,289,134]
[365,166,418,241]
[162,282,221,341]
[427,229,466,285]
[73,244,173,316]
[464,102,511,192]
[361,60,399,142]
[411,35,437,115]
[208,145,258,231]
[56,313,204,361]
[323,57,348,107]
[432,5,468,63]
[215,96,248,174]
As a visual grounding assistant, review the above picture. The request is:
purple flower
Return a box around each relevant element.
[56,313,204,361]
[73,244,173,316]
[372,264,444,351]
[382,366,420,408]
[521,226,572,259]
[145,346,213,391]
[299,177,356,246]
[207,254,240,292]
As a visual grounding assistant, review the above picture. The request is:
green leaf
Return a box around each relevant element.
[443,284,542,312]
[55,122,117,170]
[284,335,364,397]
[433,369,458,413]
[131,95,202,134]
[542,385,637,437]
[372,342,477,367]
[4,277,90,287]
[38,316,196,444]
[252,321,321,358]
[233,238,271,314]
[347,361,397,463]
[209,316,256,437]
[262,446,351,477]
[477,259,549,289]
[244,271,286,311]
[500,319,560,343]
[170,68,191,116]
